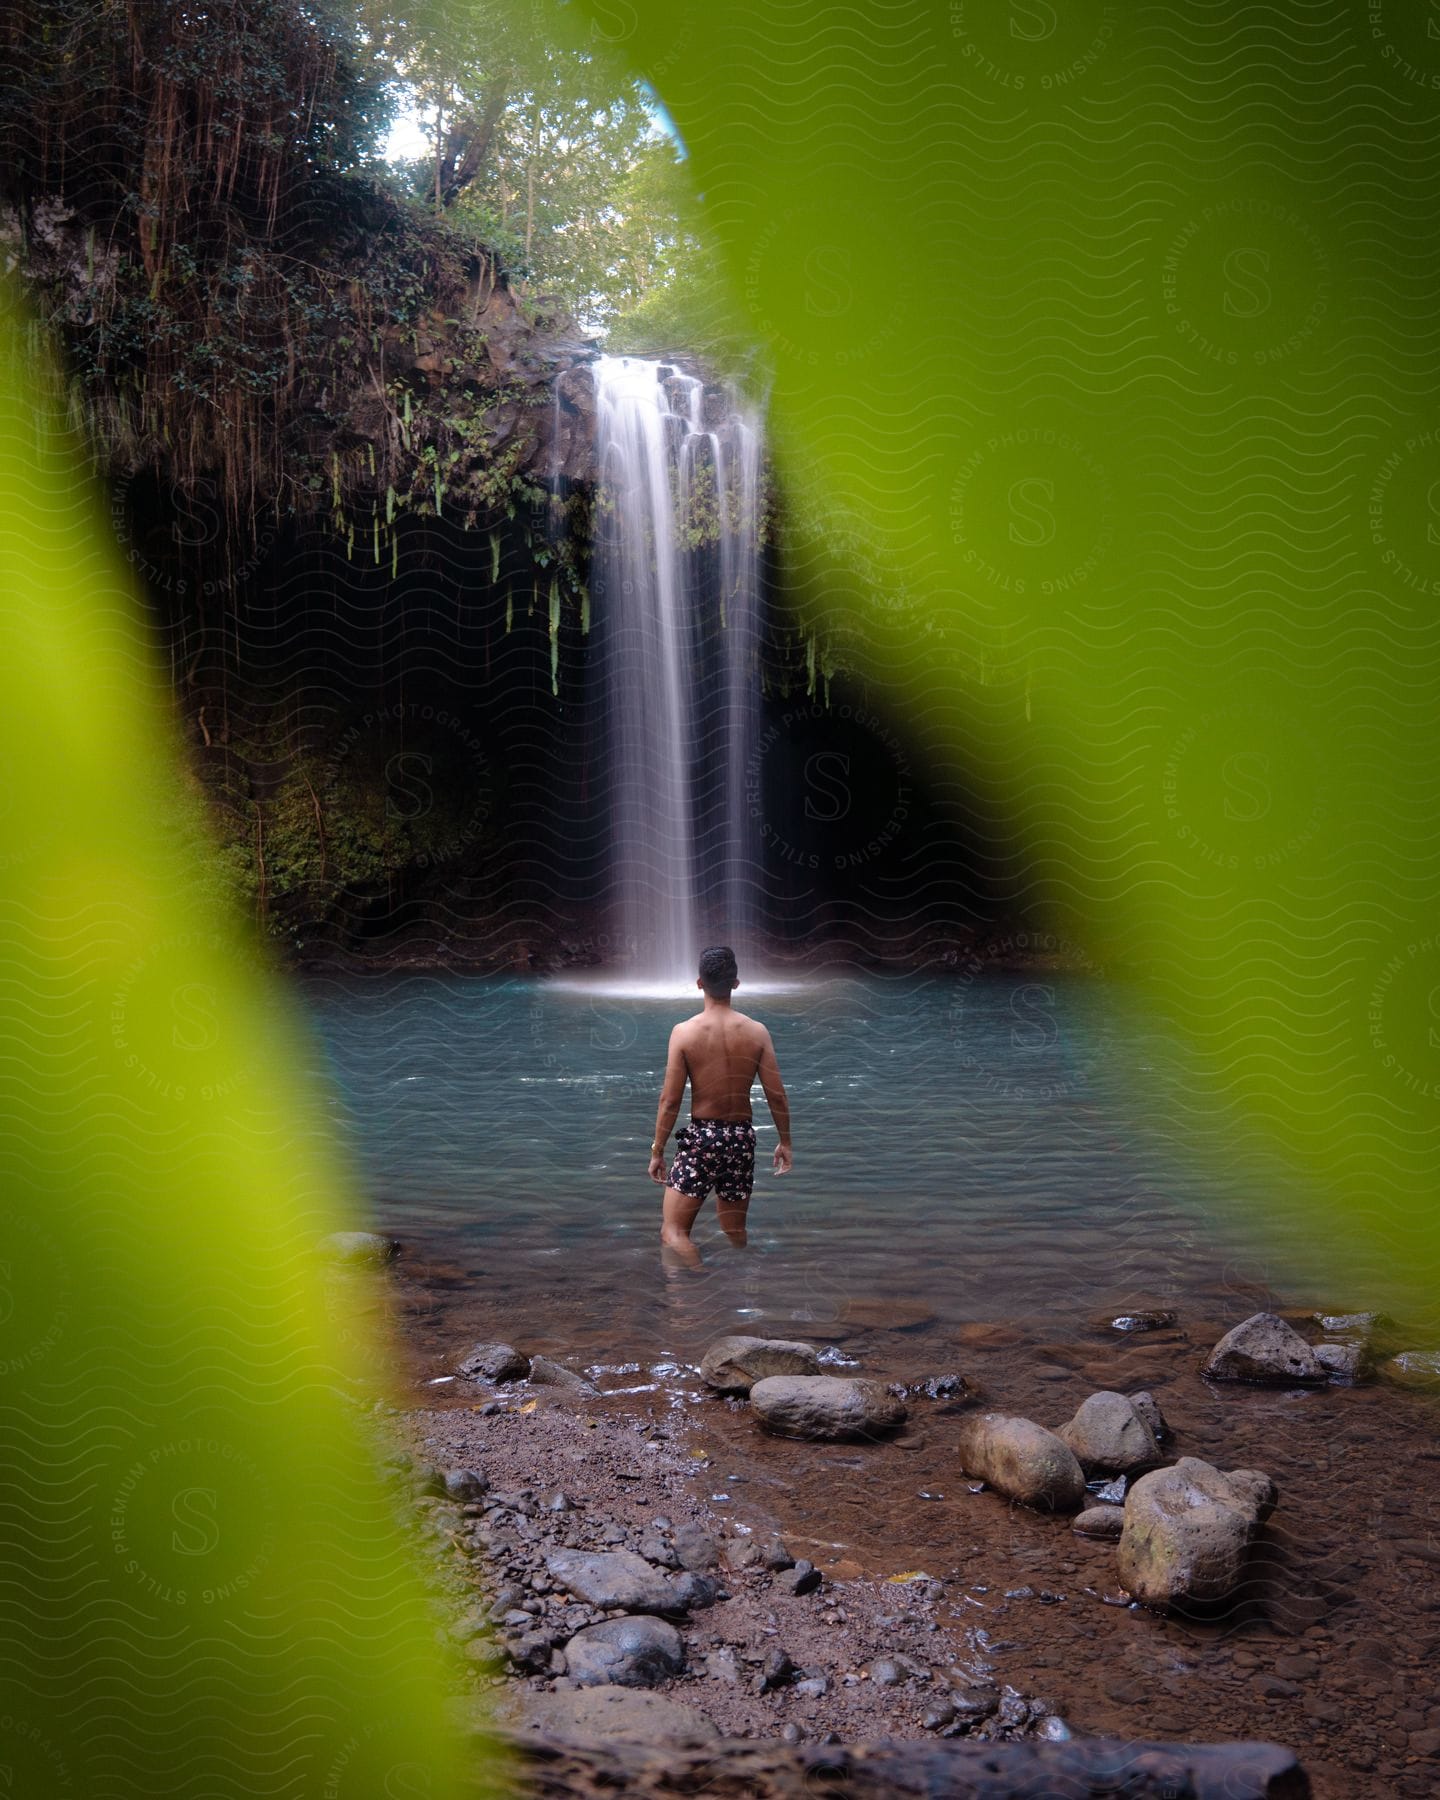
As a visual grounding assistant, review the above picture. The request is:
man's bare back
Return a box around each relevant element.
[649,947,791,1262]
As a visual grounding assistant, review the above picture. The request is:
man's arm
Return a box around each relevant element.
[649,1026,688,1183]
[757,1028,792,1175]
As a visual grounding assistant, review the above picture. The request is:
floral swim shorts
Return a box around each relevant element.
[666,1118,756,1207]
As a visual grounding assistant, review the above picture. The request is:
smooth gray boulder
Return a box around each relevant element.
[321,1230,398,1265]
[671,1524,720,1571]
[441,1467,489,1502]
[1072,1504,1126,1540]
[749,1375,906,1441]
[955,1412,1086,1511]
[1201,1312,1325,1384]
[563,1615,685,1687]
[512,1685,717,1747]
[1117,1457,1276,1609]
[545,1550,680,1614]
[1059,1391,1161,1475]
[699,1335,822,1394]
[457,1341,530,1382]
[528,1355,599,1395]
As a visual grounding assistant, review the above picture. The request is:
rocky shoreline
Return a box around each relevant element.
[333,1244,1440,1800]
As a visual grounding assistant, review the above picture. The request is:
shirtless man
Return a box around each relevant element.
[648,945,792,1261]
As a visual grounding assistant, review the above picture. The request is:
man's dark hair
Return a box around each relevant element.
[698,945,739,998]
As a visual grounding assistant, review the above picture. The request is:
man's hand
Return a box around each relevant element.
[648,1150,668,1185]
[773,1142,792,1176]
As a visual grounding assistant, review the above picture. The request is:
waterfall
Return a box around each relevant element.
[591,355,763,986]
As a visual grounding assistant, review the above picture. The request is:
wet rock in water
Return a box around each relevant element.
[1313,1309,1380,1339]
[1384,1351,1440,1386]
[699,1335,822,1394]
[908,1372,970,1401]
[1117,1456,1277,1609]
[1314,1341,1367,1382]
[1201,1312,1325,1384]
[546,1550,681,1613]
[954,1413,1087,1512]
[1108,1310,1177,1334]
[322,1230,399,1265]
[838,1297,937,1334]
[515,1685,718,1747]
[749,1375,908,1441]
[1128,1390,1168,1441]
[563,1615,685,1688]
[528,1355,599,1395]
[442,1467,489,1502]
[774,1558,822,1596]
[671,1524,720,1571]
[1072,1504,1126,1540]
[457,1341,530,1382]
[1059,1392,1161,1476]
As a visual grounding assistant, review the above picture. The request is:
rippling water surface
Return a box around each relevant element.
[303,969,1327,1370]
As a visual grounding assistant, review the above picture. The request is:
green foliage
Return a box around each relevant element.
[195,716,497,942]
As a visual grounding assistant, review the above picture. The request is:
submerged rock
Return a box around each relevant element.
[457,1341,530,1382]
[563,1615,685,1688]
[528,1355,599,1396]
[1058,1392,1161,1475]
[321,1230,399,1265]
[1314,1341,1367,1382]
[1384,1350,1440,1386]
[699,1335,821,1393]
[545,1550,680,1614]
[1201,1312,1325,1385]
[1117,1456,1277,1609]
[749,1375,907,1441]
[1313,1310,1380,1339]
[954,1413,1086,1511]
[1072,1505,1126,1540]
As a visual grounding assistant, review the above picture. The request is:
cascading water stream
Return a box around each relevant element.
[590,355,763,987]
